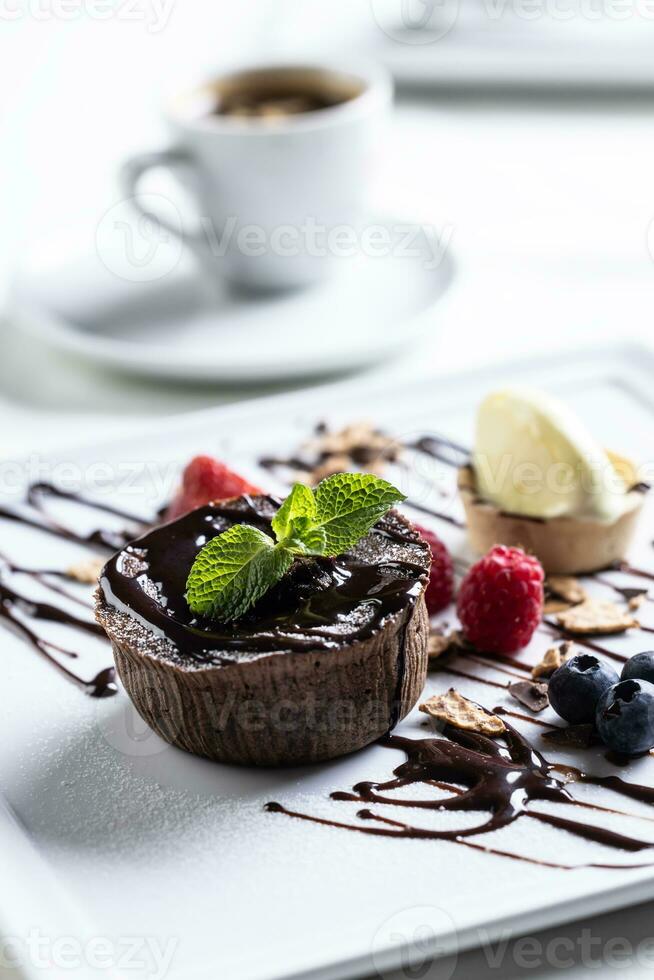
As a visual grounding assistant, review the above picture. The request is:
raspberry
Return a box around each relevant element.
[457,545,544,653]
[165,455,263,521]
[415,525,454,614]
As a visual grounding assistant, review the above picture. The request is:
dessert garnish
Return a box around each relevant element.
[166,454,262,521]
[97,480,431,766]
[544,596,572,615]
[428,628,461,661]
[548,654,619,724]
[556,598,638,635]
[459,388,645,574]
[260,421,468,528]
[544,575,588,614]
[544,651,654,755]
[507,680,549,713]
[420,688,506,735]
[546,575,587,605]
[66,557,106,584]
[532,642,575,679]
[456,545,544,654]
[413,525,454,614]
[596,679,654,755]
[259,421,401,485]
[622,651,654,685]
[475,388,631,521]
[185,473,406,621]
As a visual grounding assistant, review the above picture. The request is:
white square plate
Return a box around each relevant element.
[2,344,654,980]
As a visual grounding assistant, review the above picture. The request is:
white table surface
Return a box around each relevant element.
[2,9,654,977]
[372,897,654,980]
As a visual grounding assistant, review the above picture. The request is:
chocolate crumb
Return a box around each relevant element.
[508,680,549,713]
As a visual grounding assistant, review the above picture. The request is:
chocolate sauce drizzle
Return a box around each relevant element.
[400,498,466,529]
[541,621,630,664]
[616,562,654,583]
[595,577,649,605]
[258,428,467,528]
[15,482,145,551]
[0,568,117,697]
[408,434,470,469]
[267,721,654,869]
[0,482,145,697]
[494,705,556,730]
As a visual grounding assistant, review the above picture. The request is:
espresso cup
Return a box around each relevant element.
[121,61,392,291]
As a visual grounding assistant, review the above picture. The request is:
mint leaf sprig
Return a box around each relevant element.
[185,473,406,622]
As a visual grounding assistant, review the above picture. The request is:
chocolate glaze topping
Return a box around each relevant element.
[99,495,430,669]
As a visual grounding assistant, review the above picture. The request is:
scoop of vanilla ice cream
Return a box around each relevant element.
[474,387,629,522]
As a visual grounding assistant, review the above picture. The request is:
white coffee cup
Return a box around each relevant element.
[121,61,392,291]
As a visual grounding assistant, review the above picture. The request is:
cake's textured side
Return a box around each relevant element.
[101,594,429,766]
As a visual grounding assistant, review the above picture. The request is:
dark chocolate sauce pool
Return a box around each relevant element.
[99,495,430,665]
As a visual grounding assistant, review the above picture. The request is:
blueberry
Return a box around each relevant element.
[596,679,654,756]
[548,654,620,725]
[621,652,654,685]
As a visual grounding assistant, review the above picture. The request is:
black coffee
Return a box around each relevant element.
[205,67,362,121]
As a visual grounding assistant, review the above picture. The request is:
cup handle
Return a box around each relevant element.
[120,148,204,245]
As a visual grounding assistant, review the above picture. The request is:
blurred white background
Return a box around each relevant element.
[1,0,654,456]
[2,4,654,979]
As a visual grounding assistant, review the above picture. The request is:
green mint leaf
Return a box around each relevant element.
[283,516,327,555]
[271,482,316,542]
[185,473,404,623]
[186,524,293,621]
[313,473,406,555]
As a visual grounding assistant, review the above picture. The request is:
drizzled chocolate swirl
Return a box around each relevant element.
[268,721,654,868]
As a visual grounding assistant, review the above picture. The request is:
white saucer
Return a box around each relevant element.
[9,217,454,383]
